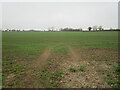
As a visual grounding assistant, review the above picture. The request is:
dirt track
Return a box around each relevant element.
[57,44,110,88]
[5,43,118,88]
[14,47,52,88]
[49,43,117,88]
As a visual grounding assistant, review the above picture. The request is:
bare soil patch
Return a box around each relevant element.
[58,44,118,88]
[11,47,52,88]
[4,44,118,88]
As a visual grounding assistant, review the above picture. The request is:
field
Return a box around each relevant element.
[2,31,119,88]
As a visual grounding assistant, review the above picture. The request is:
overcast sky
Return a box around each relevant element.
[1,2,119,30]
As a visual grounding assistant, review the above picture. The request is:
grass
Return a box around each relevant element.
[51,44,69,59]
[106,64,120,88]
[91,54,117,61]
[39,67,64,88]
[79,66,85,72]
[69,68,77,72]
[3,31,118,50]
[69,66,86,72]
[9,65,25,74]
[52,45,68,53]
[106,62,112,66]
[2,31,119,88]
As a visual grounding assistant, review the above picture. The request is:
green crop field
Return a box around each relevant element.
[2,31,119,88]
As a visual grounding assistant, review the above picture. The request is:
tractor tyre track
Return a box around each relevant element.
[58,44,111,88]
[16,46,52,88]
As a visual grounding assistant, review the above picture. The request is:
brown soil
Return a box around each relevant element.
[67,45,81,62]
[57,44,118,88]
[38,47,52,65]
[13,47,52,88]
[4,43,118,88]
[59,61,112,88]
[5,73,16,86]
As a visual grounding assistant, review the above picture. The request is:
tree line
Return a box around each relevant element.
[2,26,120,32]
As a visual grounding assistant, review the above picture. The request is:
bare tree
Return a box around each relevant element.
[51,27,54,31]
[110,28,113,31]
[48,27,51,31]
[93,25,98,31]
[98,26,103,31]
[88,27,92,31]
[79,28,82,31]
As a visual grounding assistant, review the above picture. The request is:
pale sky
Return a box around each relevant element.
[0,1,119,30]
